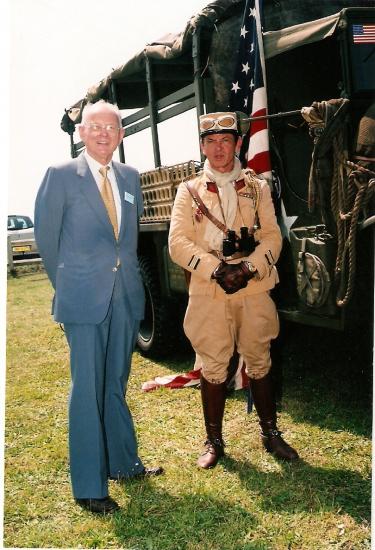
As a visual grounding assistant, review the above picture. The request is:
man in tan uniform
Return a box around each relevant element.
[169,112,299,469]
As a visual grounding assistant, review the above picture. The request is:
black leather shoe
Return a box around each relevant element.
[136,466,164,478]
[75,496,119,514]
[110,467,164,482]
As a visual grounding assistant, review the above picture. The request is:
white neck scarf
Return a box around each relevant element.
[203,157,242,250]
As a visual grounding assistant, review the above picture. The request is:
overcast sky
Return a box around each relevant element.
[7,0,211,219]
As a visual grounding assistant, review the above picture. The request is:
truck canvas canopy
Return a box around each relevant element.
[62,0,373,123]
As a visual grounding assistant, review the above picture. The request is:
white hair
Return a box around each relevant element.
[81,100,122,127]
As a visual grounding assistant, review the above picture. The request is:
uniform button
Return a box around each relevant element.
[112,267,118,272]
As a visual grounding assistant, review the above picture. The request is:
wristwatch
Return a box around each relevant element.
[244,261,257,274]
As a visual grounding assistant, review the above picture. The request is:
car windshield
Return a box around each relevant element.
[8,215,34,230]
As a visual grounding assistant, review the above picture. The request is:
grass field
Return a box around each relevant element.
[4,271,372,549]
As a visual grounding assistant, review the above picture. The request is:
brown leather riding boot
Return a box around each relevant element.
[249,373,299,461]
[197,375,226,469]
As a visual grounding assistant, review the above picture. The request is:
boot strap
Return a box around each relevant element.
[262,429,282,438]
[204,438,225,450]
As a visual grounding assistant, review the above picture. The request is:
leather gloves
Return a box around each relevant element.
[212,261,254,294]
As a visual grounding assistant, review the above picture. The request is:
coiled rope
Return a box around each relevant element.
[331,152,375,307]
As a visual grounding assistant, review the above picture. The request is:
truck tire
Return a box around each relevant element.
[137,255,171,357]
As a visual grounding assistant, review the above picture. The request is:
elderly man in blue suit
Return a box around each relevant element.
[35,100,163,514]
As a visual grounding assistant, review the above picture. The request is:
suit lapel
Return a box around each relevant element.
[112,163,127,241]
[76,155,114,236]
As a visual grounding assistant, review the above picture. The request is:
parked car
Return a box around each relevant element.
[7,215,39,259]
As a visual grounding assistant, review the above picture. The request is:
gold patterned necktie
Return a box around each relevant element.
[99,166,119,240]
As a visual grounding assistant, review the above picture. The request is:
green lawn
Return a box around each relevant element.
[4,272,372,549]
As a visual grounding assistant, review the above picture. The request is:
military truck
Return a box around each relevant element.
[61,0,374,357]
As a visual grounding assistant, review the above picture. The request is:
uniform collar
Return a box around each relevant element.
[205,179,245,193]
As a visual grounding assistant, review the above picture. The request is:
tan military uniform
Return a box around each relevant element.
[169,168,282,383]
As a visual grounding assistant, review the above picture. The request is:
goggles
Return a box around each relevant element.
[199,112,238,136]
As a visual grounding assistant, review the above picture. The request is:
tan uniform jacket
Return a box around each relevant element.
[168,168,282,300]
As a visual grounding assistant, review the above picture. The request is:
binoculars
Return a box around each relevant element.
[222,227,257,257]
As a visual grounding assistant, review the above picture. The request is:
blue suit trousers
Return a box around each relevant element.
[64,272,144,499]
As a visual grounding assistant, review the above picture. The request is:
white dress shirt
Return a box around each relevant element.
[84,151,122,229]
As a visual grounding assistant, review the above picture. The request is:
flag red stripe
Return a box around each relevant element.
[251,107,267,117]
[248,150,272,173]
[241,367,249,388]
[250,117,268,136]
[162,372,200,387]
[249,107,268,139]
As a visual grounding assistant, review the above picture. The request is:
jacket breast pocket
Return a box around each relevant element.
[123,196,138,221]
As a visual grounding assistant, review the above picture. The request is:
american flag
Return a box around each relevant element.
[229,0,271,180]
[141,358,248,392]
[352,24,375,44]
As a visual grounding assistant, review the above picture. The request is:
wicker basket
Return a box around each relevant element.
[140,161,201,223]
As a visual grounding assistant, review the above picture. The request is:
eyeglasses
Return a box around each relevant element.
[82,123,121,134]
[200,115,237,132]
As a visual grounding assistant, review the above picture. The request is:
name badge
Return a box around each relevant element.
[124,192,134,204]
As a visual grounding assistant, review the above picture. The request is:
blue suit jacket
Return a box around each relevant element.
[34,154,145,324]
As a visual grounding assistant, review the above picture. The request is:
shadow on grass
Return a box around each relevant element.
[227,379,372,439]
[221,455,371,524]
[106,453,370,550]
[153,317,372,438]
[271,322,373,438]
[111,483,255,550]
[274,321,373,402]
[159,347,195,372]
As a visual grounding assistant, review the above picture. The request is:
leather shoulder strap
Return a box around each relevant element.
[185,180,228,234]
